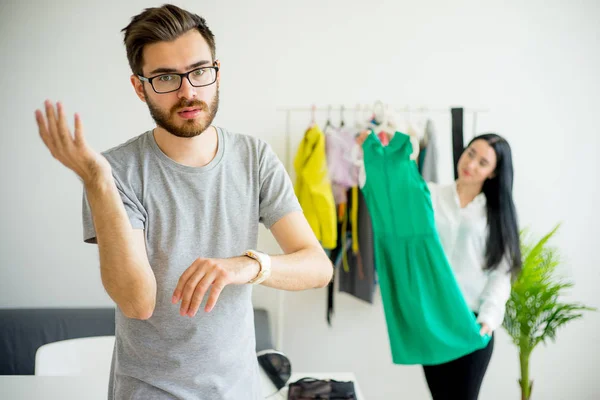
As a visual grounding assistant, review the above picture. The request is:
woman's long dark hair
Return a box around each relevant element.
[468,134,522,274]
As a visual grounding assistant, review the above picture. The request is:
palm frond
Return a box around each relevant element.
[503,224,596,353]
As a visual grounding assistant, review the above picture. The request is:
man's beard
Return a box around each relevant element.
[145,88,219,138]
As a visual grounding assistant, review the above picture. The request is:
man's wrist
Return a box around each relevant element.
[83,173,114,193]
[245,256,261,282]
[244,250,271,285]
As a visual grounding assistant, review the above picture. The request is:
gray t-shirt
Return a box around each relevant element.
[82,127,301,400]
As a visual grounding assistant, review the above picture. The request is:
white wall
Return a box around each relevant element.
[1,0,599,398]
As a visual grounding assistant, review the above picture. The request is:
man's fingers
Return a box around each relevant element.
[179,269,206,316]
[73,113,85,146]
[172,262,200,304]
[45,101,61,145]
[35,110,53,150]
[205,280,226,313]
[187,269,219,317]
[56,102,72,144]
[173,259,233,316]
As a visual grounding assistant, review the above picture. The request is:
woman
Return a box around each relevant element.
[424,133,522,399]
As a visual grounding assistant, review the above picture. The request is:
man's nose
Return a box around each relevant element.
[177,76,197,100]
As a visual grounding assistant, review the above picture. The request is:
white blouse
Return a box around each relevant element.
[428,182,512,331]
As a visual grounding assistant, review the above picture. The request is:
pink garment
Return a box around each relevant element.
[377,131,390,146]
[325,126,359,204]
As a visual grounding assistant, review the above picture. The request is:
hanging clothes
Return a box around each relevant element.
[293,125,337,249]
[418,125,428,174]
[325,125,359,204]
[406,123,421,162]
[338,187,376,304]
[420,119,439,183]
[360,131,490,365]
[451,108,464,180]
[326,202,355,325]
[326,214,344,325]
[324,124,362,323]
[418,148,427,173]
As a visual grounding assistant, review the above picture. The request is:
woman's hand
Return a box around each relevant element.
[479,323,492,336]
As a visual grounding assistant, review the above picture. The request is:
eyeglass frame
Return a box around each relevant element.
[137,61,220,94]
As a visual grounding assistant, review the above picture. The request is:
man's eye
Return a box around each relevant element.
[159,75,176,82]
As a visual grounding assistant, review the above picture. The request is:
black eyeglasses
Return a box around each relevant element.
[138,63,219,94]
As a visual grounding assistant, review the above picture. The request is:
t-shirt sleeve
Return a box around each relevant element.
[258,141,302,229]
[82,175,146,244]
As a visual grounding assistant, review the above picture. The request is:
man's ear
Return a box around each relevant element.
[130,75,147,103]
[215,59,221,84]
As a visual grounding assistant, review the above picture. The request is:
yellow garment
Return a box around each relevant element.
[351,186,359,253]
[293,125,337,249]
[341,205,349,272]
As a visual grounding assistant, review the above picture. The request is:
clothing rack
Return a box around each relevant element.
[276,105,489,172]
[272,105,488,350]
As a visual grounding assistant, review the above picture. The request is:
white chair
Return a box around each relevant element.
[34,335,115,377]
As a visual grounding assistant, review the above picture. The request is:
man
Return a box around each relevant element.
[34,4,332,400]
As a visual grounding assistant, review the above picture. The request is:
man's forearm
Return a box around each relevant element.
[86,178,156,319]
[260,247,333,291]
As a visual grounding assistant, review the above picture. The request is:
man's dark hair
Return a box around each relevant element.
[122,4,216,75]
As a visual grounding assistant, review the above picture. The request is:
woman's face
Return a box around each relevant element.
[457,139,497,185]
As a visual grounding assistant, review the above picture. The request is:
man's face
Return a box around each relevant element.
[132,29,220,138]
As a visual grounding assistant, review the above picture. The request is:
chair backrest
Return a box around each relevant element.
[34,336,115,377]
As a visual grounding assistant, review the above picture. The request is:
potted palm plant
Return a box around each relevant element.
[502,225,596,400]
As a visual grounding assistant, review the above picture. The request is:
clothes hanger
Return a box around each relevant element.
[418,106,430,148]
[354,104,363,131]
[405,107,421,160]
[376,105,393,146]
[326,105,346,143]
[406,106,418,138]
[360,103,377,141]
[324,105,334,131]
[372,100,385,126]
[383,104,396,137]
[371,102,396,145]
[307,104,317,129]
[366,101,382,132]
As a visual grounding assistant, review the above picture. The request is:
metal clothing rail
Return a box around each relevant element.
[276,106,489,113]
[276,105,489,171]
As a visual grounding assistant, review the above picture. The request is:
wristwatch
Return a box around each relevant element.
[245,249,271,285]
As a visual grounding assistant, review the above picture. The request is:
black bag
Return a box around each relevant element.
[287,377,356,399]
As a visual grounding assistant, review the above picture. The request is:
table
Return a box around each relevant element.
[0,376,107,400]
[0,373,365,399]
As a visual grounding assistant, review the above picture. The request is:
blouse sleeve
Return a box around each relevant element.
[476,255,512,331]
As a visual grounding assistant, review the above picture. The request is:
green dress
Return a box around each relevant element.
[362,131,490,365]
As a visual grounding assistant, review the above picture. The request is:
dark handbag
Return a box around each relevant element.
[287,377,356,399]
